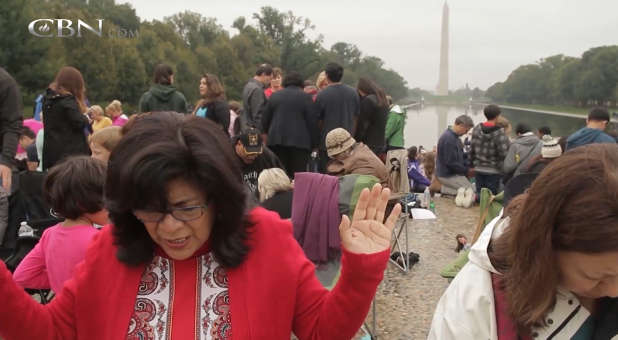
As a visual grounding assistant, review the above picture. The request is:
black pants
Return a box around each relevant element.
[269,145,309,179]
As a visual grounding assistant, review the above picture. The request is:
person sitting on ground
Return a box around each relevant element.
[502,123,542,183]
[422,150,436,182]
[105,100,128,126]
[454,234,470,253]
[89,126,122,163]
[17,127,38,171]
[12,156,108,293]
[89,105,112,132]
[325,128,389,188]
[429,143,618,340]
[192,73,230,134]
[407,146,431,193]
[385,96,406,151]
[138,63,188,114]
[0,111,402,340]
[234,127,285,201]
[566,107,616,150]
[470,105,510,197]
[537,126,551,139]
[436,115,475,208]
[522,134,562,175]
[258,168,294,219]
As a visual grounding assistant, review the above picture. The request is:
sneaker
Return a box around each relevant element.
[455,188,465,207]
[462,187,475,208]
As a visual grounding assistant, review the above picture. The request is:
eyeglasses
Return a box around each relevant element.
[133,204,208,223]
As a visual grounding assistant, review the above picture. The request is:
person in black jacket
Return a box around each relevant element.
[355,78,389,157]
[42,66,91,171]
[192,73,230,135]
[261,71,319,179]
[258,168,294,219]
[0,67,23,192]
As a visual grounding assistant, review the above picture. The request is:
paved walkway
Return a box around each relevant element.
[359,196,479,339]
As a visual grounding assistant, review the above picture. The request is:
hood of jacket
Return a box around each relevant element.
[473,123,503,142]
[44,88,74,102]
[389,105,405,115]
[513,133,540,147]
[149,84,178,101]
[467,212,506,274]
[567,127,606,147]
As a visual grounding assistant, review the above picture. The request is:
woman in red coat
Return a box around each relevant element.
[0,111,400,340]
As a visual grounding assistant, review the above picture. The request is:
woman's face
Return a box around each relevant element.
[558,251,618,299]
[271,76,282,88]
[137,179,214,261]
[199,77,208,96]
[106,108,119,119]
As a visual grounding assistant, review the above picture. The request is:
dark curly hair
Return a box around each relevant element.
[106,111,251,267]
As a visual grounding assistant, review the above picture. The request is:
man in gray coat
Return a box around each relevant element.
[241,64,273,131]
[0,67,23,192]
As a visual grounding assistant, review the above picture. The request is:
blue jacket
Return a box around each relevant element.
[436,128,468,178]
[566,127,616,151]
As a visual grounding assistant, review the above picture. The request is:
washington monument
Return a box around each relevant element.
[437,2,449,95]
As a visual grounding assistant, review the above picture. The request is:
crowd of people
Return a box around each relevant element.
[0,58,617,339]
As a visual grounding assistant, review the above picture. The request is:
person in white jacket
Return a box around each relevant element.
[429,143,618,340]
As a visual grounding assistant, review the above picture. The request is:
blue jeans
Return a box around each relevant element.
[475,173,501,198]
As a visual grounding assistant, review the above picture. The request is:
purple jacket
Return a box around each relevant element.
[291,172,341,263]
[408,159,431,188]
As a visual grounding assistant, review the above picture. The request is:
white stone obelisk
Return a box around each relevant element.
[437,2,449,96]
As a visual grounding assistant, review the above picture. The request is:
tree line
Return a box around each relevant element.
[486,45,618,107]
[0,0,409,112]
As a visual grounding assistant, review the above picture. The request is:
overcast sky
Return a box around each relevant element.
[123,0,618,91]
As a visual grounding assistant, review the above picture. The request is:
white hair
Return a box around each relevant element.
[257,168,293,202]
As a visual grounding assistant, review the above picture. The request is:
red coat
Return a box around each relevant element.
[0,207,388,340]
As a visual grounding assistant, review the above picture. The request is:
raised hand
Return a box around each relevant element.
[339,184,401,254]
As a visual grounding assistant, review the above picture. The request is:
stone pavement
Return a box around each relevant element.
[359,195,479,340]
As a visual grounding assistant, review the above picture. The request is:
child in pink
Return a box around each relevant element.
[12,156,109,293]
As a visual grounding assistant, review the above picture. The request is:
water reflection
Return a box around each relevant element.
[404,105,586,149]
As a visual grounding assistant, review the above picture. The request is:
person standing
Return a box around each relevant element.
[105,100,128,126]
[261,72,319,179]
[385,96,406,151]
[241,64,273,131]
[315,62,360,172]
[89,105,112,132]
[0,67,23,192]
[355,78,389,157]
[138,63,188,114]
[469,104,510,197]
[566,107,616,150]
[192,73,230,135]
[264,67,283,99]
[42,66,91,171]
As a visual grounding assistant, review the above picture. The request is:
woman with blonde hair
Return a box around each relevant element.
[88,105,112,132]
[316,71,328,90]
[105,100,128,126]
[192,73,230,135]
[42,66,91,170]
[429,143,618,339]
[258,167,294,219]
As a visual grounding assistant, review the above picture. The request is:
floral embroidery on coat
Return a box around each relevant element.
[127,253,230,340]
